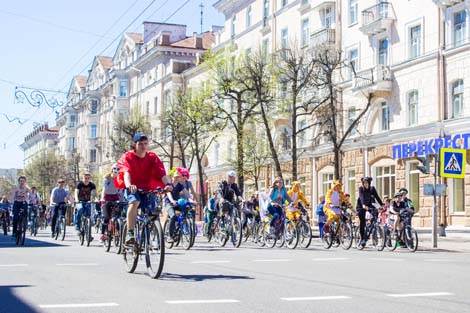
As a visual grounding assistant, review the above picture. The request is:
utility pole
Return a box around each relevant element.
[199,2,204,34]
[432,153,438,248]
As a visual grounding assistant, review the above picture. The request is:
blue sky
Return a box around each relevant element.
[0,0,225,169]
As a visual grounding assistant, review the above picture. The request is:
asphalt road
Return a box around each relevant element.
[1,228,469,313]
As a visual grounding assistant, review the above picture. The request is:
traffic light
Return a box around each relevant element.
[416,155,431,174]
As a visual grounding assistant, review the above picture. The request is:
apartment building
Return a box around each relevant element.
[20,123,59,167]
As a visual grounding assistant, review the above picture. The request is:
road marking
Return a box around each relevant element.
[424,259,455,262]
[39,303,119,309]
[0,264,28,267]
[252,259,291,262]
[370,258,404,261]
[281,296,352,301]
[386,292,454,298]
[312,258,350,261]
[166,299,240,304]
[56,263,99,266]
[191,261,231,264]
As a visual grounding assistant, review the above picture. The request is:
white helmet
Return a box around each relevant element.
[227,170,236,177]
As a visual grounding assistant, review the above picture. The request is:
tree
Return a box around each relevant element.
[110,107,151,161]
[243,50,284,179]
[0,171,16,198]
[206,51,259,193]
[311,46,374,179]
[242,122,271,191]
[276,44,319,180]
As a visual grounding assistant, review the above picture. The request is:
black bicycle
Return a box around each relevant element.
[216,201,243,248]
[15,204,27,246]
[103,201,127,253]
[355,208,385,251]
[385,211,418,252]
[77,201,93,247]
[29,205,39,237]
[54,203,67,241]
[122,189,165,279]
[322,206,354,250]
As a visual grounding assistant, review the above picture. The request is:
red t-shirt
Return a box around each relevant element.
[116,150,167,191]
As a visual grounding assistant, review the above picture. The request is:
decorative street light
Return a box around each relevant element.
[14,87,64,111]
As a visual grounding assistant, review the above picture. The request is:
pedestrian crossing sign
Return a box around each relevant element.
[440,148,466,179]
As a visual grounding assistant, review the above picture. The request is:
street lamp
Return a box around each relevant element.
[14,87,64,111]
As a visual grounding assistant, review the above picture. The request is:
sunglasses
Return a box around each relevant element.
[113,167,120,171]
[58,181,65,184]
[182,174,188,177]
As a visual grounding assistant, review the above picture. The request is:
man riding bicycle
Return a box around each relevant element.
[28,187,42,225]
[50,179,70,238]
[357,177,383,248]
[323,180,350,234]
[217,170,243,219]
[11,176,30,240]
[74,173,97,236]
[117,132,172,245]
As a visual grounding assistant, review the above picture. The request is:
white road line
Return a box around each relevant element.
[39,303,119,309]
[0,264,28,267]
[252,259,291,262]
[281,296,352,301]
[56,263,99,266]
[191,261,231,264]
[312,258,350,261]
[386,292,454,298]
[166,299,240,304]
[370,258,404,261]
[424,259,455,262]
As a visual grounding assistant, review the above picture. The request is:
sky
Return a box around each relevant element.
[0,0,225,169]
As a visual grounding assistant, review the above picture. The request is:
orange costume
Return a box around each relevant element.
[324,180,350,226]
[286,181,310,221]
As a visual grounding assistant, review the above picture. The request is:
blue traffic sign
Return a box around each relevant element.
[440,148,466,179]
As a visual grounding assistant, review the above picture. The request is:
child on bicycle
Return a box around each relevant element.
[391,191,414,233]
[323,180,350,234]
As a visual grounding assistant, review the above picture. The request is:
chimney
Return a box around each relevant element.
[193,32,203,49]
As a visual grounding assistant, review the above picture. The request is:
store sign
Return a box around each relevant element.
[392,133,470,160]
[440,148,466,179]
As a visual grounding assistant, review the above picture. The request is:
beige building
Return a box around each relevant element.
[20,123,59,167]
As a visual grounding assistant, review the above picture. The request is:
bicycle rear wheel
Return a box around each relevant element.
[216,219,228,247]
[146,220,165,279]
[263,222,276,248]
[85,218,92,247]
[60,217,66,241]
[122,223,139,273]
[322,224,334,249]
[298,220,312,249]
[16,217,24,246]
[256,223,265,247]
[114,219,123,254]
[373,225,385,251]
[385,227,397,251]
[189,218,196,248]
[231,217,243,248]
[340,222,353,250]
[163,219,174,249]
[181,218,192,250]
[285,220,299,250]
[78,219,84,246]
[405,227,418,252]
[55,221,60,241]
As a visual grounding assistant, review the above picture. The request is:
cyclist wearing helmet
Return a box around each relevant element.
[357,177,383,247]
[398,188,415,211]
[217,170,243,217]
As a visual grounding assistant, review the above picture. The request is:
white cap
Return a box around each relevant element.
[227,170,236,177]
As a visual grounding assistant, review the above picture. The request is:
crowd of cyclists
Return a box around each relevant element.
[0,132,418,275]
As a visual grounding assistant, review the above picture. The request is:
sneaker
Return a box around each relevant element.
[360,239,366,247]
[99,234,107,243]
[125,231,135,245]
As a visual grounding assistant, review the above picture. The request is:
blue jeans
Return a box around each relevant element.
[267,204,283,227]
[13,201,28,234]
[51,203,67,234]
[124,190,156,214]
[74,202,92,230]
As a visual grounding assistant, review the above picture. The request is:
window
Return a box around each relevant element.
[349,0,358,25]
[378,38,389,65]
[347,107,356,135]
[374,165,396,198]
[281,127,291,150]
[409,25,421,59]
[69,114,76,128]
[90,124,97,138]
[454,11,467,47]
[214,142,220,166]
[68,137,75,151]
[154,97,159,115]
[450,178,465,213]
[408,90,418,126]
[281,0,288,8]
[321,172,334,196]
[452,79,464,118]
[262,38,270,58]
[301,18,310,47]
[408,162,420,214]
[348,48,358,80]
[298,120,307,147]
[90,99,98,114]
[146,101,150,116]
[231,15,236,38]
[246,6,252,28]
[281,28,289,58]
[380,102,390,131]
[263,0,270,26]
[346,169,356,207]
[90,149,97,163]
[119,80,128,97]
[321,7,333,29]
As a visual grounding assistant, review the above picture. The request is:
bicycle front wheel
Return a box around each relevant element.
[298,220,312,249]
[163,219,174,249]
[181,218,192,250]
[85,218,92,247]
[122,223,139,273]
[373,225,385,251]
[263,222,276,248]
[405,227,418,252]
[146,220,165,279]
[60,217,66,241]
[285,221,299,250]
[231,217,242,248]
[385,227,397,251]
[216,219,228,247]
[340,222,353,250]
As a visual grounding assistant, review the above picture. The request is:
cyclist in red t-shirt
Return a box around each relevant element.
[117,133,172,244]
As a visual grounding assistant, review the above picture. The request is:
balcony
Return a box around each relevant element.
[359,2,396,36]
[353,65,392,93]
[312,0,335,11]
[433,0,463,7]
[311,28,336,48]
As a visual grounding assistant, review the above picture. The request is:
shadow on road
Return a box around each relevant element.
[0,285,39,313]
[161,273,254,282]
[0,235,63,249]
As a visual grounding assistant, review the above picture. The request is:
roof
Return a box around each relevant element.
[97,56,113,70]
[126,32,143,44]
[170,32,215,50]
[74,75,87,88]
